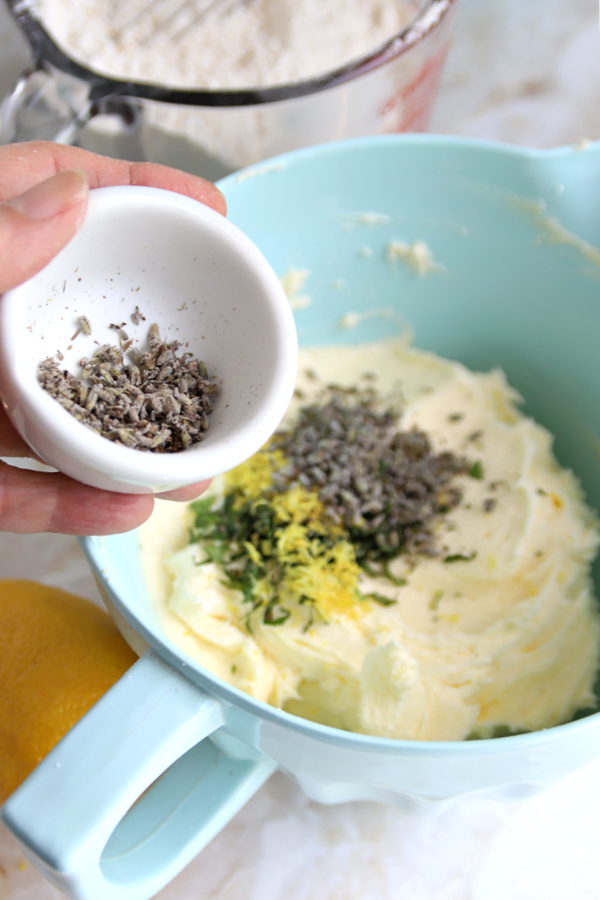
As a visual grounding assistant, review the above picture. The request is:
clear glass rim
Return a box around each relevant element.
[8,0,458,108]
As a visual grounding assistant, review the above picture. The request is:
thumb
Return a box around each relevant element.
[0,169,89,293]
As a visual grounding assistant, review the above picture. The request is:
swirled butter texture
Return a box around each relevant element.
[140,341,600,741]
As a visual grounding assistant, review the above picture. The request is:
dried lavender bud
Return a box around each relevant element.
[131,305,146,325]
[271,388,471,564]
[38,322,219,453]
[79,316,92,335]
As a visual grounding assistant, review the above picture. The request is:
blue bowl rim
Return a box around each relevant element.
[83,132,600,758]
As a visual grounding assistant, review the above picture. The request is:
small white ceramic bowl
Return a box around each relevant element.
[0,185,298,494]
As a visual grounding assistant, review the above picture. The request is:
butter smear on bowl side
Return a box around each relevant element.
[139,339,600,742]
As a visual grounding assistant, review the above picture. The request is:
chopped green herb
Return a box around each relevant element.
[444,551,477,563]
[430,590,444,610]
[188,386,474,628]
[469,460,484,479]
[364,592,397,607]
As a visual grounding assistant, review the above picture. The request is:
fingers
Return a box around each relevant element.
[0,437,210,533]
[0,463,210,534]
[0,140,221,534]
[157,480,211,501]
[0,383,210,528]
[0,141,226,215]
[0,140,227,319]
[0,142,226,294]
[0,400,210,530]
[0,406,34,458]
[0,169,89,293]
[0,461,155,535]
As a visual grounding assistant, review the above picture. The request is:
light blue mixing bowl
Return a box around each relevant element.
[3,135,600,900]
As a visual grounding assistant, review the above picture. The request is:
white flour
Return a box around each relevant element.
[32,0,437,174]
[35,0,417,88]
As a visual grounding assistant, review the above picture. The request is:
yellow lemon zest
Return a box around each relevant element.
[198,447,370,624]
[272,485,325,525]
[243,541,263,565]
[281,538,362,619]
[225,446,285,499]
[275,523,313,564]
[253,576,276,607]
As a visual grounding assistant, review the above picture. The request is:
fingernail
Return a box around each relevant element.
[7,169,88,220]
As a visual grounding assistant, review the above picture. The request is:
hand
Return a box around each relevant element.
[0,141,226,535]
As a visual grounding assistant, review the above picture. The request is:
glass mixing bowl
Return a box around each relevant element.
[0,0,458,177]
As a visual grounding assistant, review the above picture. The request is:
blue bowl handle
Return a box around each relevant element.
[1,650,276,900]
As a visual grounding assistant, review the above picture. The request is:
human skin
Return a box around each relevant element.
[0,141,226,535]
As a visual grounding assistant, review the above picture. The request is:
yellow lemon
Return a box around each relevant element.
[0,580,137,803]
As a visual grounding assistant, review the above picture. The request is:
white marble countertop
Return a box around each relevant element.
[0,2,599,899]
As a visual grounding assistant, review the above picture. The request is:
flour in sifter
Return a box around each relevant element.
[34,0,418,88]
[31,0,445,172]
